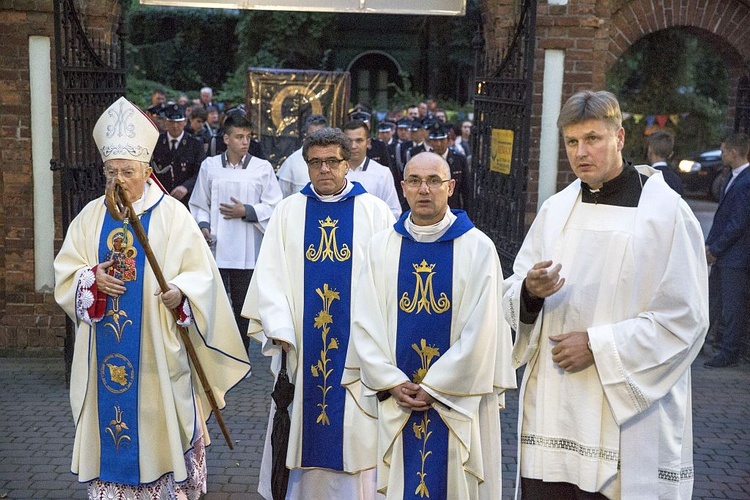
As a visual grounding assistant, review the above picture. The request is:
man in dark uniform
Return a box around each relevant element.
[147,103,167,133]
[378,120,395,146]
[348,110,392,170]
[389,117,413,174]
[406,119,428,163]
[151,104,206,205]
[425,121,471,210]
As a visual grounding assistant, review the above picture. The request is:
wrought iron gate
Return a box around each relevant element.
[469,0,536,275]
[51,0,126,383]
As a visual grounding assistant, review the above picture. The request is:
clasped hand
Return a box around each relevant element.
[389,382,435,411]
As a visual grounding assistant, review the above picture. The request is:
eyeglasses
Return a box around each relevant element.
[403,176,451,189]
[103,167,141,179]
[307,158,346,170]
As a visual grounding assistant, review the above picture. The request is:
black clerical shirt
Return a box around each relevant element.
[520,162,649,323]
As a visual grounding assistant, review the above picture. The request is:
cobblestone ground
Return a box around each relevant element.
[0,344,748,499]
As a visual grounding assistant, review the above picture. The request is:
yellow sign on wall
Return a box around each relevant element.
[490,128,514,174]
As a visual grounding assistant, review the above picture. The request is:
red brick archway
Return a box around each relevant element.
[608,0,750,132]
[481,0,750,206]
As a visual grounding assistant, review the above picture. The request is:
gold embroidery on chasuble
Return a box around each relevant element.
[305,216,352,262]
[103,228,138,342]
[412,339,441,497]
[399,260,451,314]
[310,284,341,425]
[105,405,132,452]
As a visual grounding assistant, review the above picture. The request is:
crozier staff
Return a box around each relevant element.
[54,97,250,499]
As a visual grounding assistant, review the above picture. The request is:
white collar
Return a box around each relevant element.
[167,131,184,143]
[731,163,749,177]
[311,179,353,202]
[405,210,456,242]
[349,158,367,171]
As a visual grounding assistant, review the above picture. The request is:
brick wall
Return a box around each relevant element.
[481,0,750,222]
[0,0,120,354]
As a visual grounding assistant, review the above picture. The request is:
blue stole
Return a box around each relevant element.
[394,210,474,499]
[299,182,366,470]
[95,200,158,485]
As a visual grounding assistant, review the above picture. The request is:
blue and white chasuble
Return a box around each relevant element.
[299,182,365,470]
[394,211,474,499]
[95,203,158,485]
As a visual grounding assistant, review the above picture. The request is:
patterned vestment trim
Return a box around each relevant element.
[520,433,619,463]
[87,437,206,500]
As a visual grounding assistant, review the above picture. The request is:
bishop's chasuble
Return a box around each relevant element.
[54,180,251,495]
[242,181,395,500]
[503,166,708,499]
[347,210,516,499]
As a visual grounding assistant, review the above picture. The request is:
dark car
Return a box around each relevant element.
[677,148,729,201]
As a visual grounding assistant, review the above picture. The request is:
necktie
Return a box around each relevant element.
[171,139,178,151]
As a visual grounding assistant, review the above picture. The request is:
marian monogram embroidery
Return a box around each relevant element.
[305,216,351,262]
[400,260,450,314]
[106,100,136,139]
[309,284,340,425]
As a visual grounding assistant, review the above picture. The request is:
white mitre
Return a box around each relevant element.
[93,96,159,163]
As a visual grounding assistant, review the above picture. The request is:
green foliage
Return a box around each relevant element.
[607,30,728,163]
[126,76,182,109]
[234,11,335,70]
[126,6,239,91]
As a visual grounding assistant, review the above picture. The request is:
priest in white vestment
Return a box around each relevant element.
[503,91,708,499]
[242,128,395,499]
[54,97,251,499]
[347,152,516,499]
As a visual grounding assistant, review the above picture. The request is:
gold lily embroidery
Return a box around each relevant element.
[411,338,441,497]
[399,260,450,314]
[104,303,131,342]
[413,413,433,498]
[105,406,131,452]
[411,339,440,384]
[310,284,340,425]
[305,216,351,262]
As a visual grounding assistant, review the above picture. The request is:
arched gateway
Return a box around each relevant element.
[472,0,750,273]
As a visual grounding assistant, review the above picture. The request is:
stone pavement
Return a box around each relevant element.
[1,343,748,499]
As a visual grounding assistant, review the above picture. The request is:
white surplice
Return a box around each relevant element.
[347,210,517,499]
[346,158,402,220]
[189,153,282,269]
[503,166,709,499]
[242,182,395,500]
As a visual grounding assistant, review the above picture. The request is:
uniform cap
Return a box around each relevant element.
[93,97,159,163]
[427,121,448,140]
[348,110,372,123]
[164,103,186,122]
[147,102,166,117]
[378,121,395,133]
[397,117,412,129]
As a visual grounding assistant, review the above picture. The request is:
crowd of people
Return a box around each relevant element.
[53,87,749,499]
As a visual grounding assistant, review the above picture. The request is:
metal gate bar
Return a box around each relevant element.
[51,0,126,384]
[470,0,536,275]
